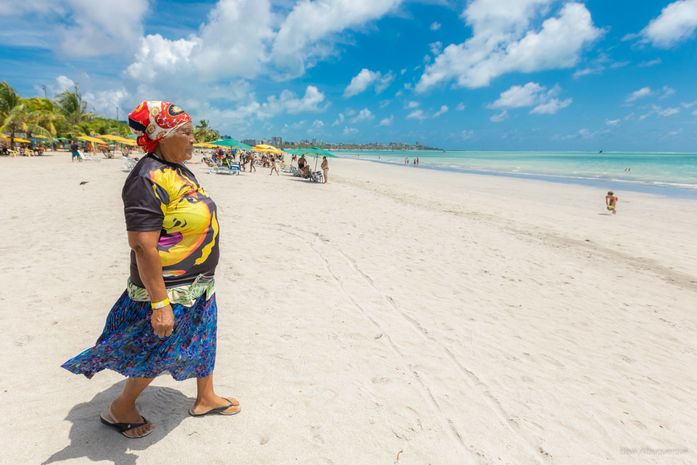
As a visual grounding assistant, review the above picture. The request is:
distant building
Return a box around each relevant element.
[242,139,257,146]
[270,136,283,147]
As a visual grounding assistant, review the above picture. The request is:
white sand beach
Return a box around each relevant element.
[1,153,696,465]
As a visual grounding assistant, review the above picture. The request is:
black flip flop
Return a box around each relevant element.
[188,397,241,417]
[100,412,153,439]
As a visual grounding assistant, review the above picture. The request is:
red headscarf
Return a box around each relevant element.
[128,100,192,153]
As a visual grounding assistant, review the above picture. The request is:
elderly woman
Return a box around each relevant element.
[62,101,239,439]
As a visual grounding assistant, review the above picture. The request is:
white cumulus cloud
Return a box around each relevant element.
[489,82,572,115]
[55,75,76,93]
[490,110,508,123]
[640,0,697,48]
[490,82,544,108]
[350,108,374,123]
[416,1,602,91]
[379,116,394,126]
[271,0,402,77]
[52,0,148,58]
[224,85,326,121]
[625,87,653,103]
[433,105,449,117]
[407,109,427,120]
[653,105,680,117]
[344,68,393,97]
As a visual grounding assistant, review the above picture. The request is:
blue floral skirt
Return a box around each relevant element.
[62,291,217,381]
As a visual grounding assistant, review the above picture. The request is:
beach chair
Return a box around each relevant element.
[80,151,101,161]
[295,166,323,183]
[310,171,324,183]
[209,162,240,175]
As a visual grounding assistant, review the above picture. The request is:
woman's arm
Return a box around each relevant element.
[128,230,175,338]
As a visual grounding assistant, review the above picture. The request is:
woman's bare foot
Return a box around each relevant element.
[110,396,155,438]
[190,394,240,415]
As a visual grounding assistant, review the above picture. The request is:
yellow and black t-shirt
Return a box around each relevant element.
[122,153,220,287]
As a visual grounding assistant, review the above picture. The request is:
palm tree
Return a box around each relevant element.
[194,119,220,142]
[22,97,63,139]
[0,86,62,146]
[56,86,90,127]
[0,81,22,145]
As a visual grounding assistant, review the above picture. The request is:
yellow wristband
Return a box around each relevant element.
[151,297,170,310]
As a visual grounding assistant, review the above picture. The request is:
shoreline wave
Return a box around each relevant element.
[338,155,697,199]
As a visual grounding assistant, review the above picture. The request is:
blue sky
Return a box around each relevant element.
[2,0,697,150]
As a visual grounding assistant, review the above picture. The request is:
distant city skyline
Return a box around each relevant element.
[2,0,697,151]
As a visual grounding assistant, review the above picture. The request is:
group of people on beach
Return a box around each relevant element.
[200,147,329,183]
[290,154,329,183]
[1,142,46,156]
[404,156,420,166]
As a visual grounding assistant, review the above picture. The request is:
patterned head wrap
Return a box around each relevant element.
[128,100,192,153]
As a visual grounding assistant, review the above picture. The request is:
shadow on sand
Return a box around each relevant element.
[43,381,194,465]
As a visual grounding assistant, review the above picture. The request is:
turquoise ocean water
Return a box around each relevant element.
[335,150,697,198]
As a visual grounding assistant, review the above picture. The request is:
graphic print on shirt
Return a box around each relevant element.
[145,165,219,280]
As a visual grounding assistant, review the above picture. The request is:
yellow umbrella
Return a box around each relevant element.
[78,135,108,145]
[100,134,137,146]
[33,134,49,139]
[253,144,283,154]
[2,135,31,143]
[194,142,218,149]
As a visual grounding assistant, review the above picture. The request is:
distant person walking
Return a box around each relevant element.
[70,140,81,162]
[321,156,329,183]
[270,156,279,176]
[605,191,619,215]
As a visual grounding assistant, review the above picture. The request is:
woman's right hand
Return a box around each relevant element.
[151,305,175,338]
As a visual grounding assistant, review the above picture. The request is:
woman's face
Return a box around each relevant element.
[159,122,195,163]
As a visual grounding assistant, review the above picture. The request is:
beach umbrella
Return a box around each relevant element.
[8,137,31,143]
[309,147,336,158]
[78,135,108,145]
[253,144,283,154]
[211,139,252,150]
[290,147,335,169]
[194,142,218,149]
[286,147,336,157]
[100,134,137,146]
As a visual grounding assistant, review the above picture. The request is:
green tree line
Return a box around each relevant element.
[1,81,221,146]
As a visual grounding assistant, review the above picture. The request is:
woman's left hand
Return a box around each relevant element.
[152,305,175,338]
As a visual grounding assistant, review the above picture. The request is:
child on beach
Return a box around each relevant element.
[605,191,618,215]
[70,141,81,162]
